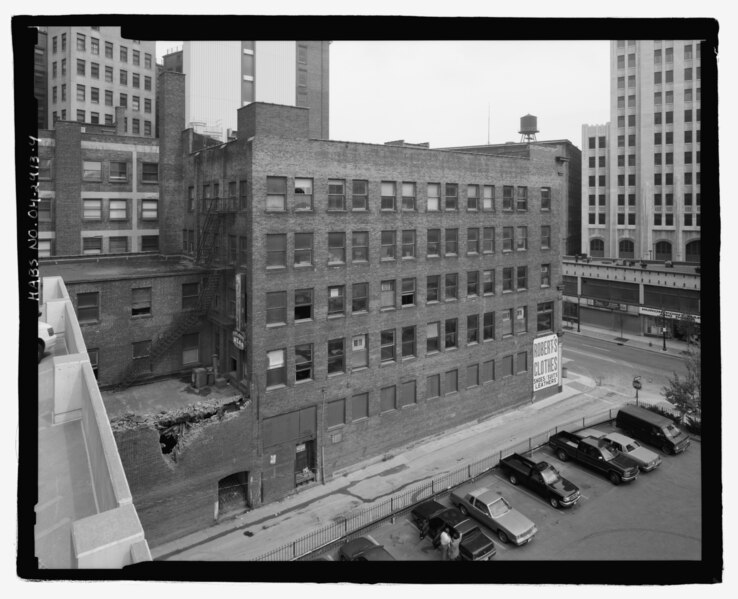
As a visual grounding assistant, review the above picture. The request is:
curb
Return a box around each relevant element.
[564,328,690,357]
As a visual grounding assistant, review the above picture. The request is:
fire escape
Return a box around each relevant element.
[116,195,238,389]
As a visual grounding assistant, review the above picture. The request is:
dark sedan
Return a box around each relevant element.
[339,536,396,561]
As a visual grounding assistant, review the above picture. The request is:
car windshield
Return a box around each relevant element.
[664,424,681,437]
[600,446,617,460]
[625,441,640,451]
[540,467,560,485]
[488,497,511,517]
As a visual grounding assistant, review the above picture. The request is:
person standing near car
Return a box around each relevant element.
[439,527,452,560]
[448,531,461,561]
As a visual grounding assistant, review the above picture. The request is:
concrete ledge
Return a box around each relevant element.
[72,503,147,569]
[52,354,86,423]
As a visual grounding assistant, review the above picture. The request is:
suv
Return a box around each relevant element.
[616,405,690,455]
[38,321,57,363]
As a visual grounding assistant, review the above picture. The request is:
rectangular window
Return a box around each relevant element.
[515,307,528,334]
[427,275,440,302]
[482,359,495,383]
[294,289,313,321]
[351,180,368,211]
[109,199,128,220]
[502,309,513,337]
[328,285,345,316]
[467,364,479,388]
[132,49,140,65]
[444,370,458,395]
[381,280,396,309]
[120,45,128,62]
[38,198,52,222]
[76,84,85,102]
[328,179,346,210]
[105,66,113,82]
[503,227,513,252]
[381,181,396,211]
[132,341,152,372]
[267,349,286,388]
[132,73,140,88]
[266,176,286,211]
[239,180,248,209]
[401,278,415,306]
[467,228,479,254]
[105,89,113,106]
[352,282,369,313]
[402,326,416,358]
[266,291,287,325]
[483,269,495,295]
[517,266,528,291]
[145,53,152,69]
[77,59,85,76]
[141,199,157,220]
[516,226,528,251]
[444,273,458,301]
[77,292,99,323]
[483,185,495,211]
[445,228,458,255]
[120,70,128,85]
[467,184,479,210]
[326,399,345,429]
[483,312,495,341]
[352,393,369,421]
[427,183,440,211]
[182,333,199,365]
[351,334,368,369]
[400,381,417,407]
[426,322,440,353]
[352,231,369,262]
[144,76,152,91]
[427,229,441,256]
[381,230,396,260]
[541,264,551,288]
[541,225,551,250]
[83,199,102,220]
[467,271,479,297]
[293,178,313,211]
[502,355,514,377]
[467,314,479,345]
[90,87,99,104]
[141,163,158,183]
[328,232,346,264]
[537,301,554,332]
[381,329,396,363]
[541,187,551,211]
[503,186,514,211]
[266,233,287,268]
[77,33,86,51]
[327,338,345,375]
[516,186,528,211]
[82,161,102,182]
[445,318,458,349]
[517,351,528,374]
[110,162,127,181]
[401,230,416,258]
[380,386,396,413]
[482,227,495,253]
[444,183,458,210]
[426,374,440,399]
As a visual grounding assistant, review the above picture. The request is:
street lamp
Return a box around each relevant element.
[577,294,581,333]
[661,308,667,351]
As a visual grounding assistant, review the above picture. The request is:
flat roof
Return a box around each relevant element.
[563,257,700,277]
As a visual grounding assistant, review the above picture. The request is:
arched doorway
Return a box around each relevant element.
[590,238,605,258]
[654,240,672,261]
[619,239,635,259]
[685,239,700,263]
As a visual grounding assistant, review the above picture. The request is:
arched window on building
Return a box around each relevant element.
[590,238,605,257]
[654,240,672,261]
[619,239,635,259]
[685,239,700,263]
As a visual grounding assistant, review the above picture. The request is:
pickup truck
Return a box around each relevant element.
[499,453,581,508]
[548,431,640,485]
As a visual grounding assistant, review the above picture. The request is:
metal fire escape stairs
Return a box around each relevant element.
[116,197,233,390]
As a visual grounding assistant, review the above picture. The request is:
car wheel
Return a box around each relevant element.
[498,530,509,544]
[459,505,468,516]
[557,449,568,462]
[609,471,622,485]
[509,474,518,486]
[38,340,44,364]
[661,445,672,455]
[549,496,560,509]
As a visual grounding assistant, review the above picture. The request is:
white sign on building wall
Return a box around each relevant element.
[533,334,560,391]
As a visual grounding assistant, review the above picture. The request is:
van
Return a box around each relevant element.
[615,405,690,455]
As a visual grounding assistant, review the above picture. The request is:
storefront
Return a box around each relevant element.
[640,307,701,341]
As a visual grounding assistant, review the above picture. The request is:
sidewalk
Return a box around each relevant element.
[563,321,695,358]
[152,361,650,562]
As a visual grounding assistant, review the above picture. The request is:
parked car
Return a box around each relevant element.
[338,536,396,561]
[616,405,691,455]
[38,321,57,363]
[450,486,537,545]
[499,453,581,508]
[574,428,662,472]
[411,501,496,561]
[548,431,640,484]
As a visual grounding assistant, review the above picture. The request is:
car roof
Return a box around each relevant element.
[435,508,468,527]
[604,432,635,445]
[470,488,499,505]
[413,500,446,519]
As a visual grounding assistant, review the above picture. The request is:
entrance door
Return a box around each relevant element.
[294,440,316,487]
[218,471,250,518]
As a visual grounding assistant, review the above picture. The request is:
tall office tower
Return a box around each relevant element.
[582,40,701,263]
[45,26,157,137]
[164,41,329,141]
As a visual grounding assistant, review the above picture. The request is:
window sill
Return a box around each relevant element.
[327,372,344,378]
[380,258,396,262]
[351,366,369,373]
[445,391,459,397]
[327,314,345,320]
[295,378,313,385]
[266,322,286,328]
[265,210,287,214]
[266,266,286,271]
[445,298,458,303]
[295,318,313,325]
[401,256,416,261]
[131,313,152,319]
[483,338,495,343]
[266,384,287,391]
[352,310,369,316]
[426,350,440,356]
[380,360,396,367]
[502,290,513,294]
[401,303,415,309]
[445,346,458,352]
[294,264,314,269]
[483,292,495,297]
[327,262,346,267]
[467,341,479,347]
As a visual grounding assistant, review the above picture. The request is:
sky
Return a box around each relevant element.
[156,40,610,150]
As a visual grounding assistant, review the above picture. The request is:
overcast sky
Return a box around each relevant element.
[156,40,610,150]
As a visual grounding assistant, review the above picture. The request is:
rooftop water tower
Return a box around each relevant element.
[519,114,539,143]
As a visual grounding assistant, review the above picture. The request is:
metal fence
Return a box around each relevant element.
[253,406,622,561]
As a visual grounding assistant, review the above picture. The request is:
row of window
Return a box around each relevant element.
[52,58,153,90]
[53,83,152,113]
[588,192,701,209]
[37,234,162,258]
[616,45,701,67]
[264,227,551,269]
[50,109,153,134]
[264,178,551,213]
[264,268,552,325]
[81,197,158,221]
[589,238,700,261]
[654,213,702,227]
[265,309,547,389]
[589,169,702,190]
[38,159,156,183]
[52,32,153,69]
[324,353,529,427]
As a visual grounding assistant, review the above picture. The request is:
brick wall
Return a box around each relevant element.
[53,122,83,254]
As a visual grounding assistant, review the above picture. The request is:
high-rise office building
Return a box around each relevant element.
[46,26,157,136]
[163,41,329,141]
[582,39,702,263]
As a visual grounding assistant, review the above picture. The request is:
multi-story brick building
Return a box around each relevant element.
[37,117,159,257]
[581,39,702,263]
[34,26,48,129]
[46,26,157,136]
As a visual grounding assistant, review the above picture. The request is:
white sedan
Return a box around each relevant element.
[601,432,662,472]
[38,321,57,363]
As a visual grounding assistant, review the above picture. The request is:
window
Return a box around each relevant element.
[381,280,396,309]
[516,226,528,251]
[132,97,140,113]
[482,227,495,253]
[294,289,313,321]
[541,187,551,211]
[132,73,140,89]
[516,187,528,211]
[352,231,369,262]
[327,339,345,375]
[517,266,528,291]
[628,174,636,186]
[77,33,86,51]
[617,76,624,89]
[109,199,127,220]
[381,181,396,210]
[537,301,553,332]
[402,326,416,358]
[352,180,368,210]
[76,84,85,102]
[427,275,441,302]
[352,393,369,421]
[426,374,440,399]
[120,70,128,86]
[328,232,346,264]
[617,54,625,69]
[328,179,346,210]
[352,334,368,369]
[502,309,513,337]
[380,386,397,412]
[77,59,86,76]
[665,113,673,126]
[351,282,369,314]
[617,96,625,108]
[444,183,458,210]
[82,161,102,182]
[292,178,313,211]
[141,199,157,220]
[427,183,440,211]
[144,53,152,69]
[141,163,158,183]
[517,351,528,374]
[665,172,673,185]
[90,87,100,105]
[503,227,513,252]
[483,185,495,211]
[61,59,67,77]
[515,307,528,334]
[381,230,396,260]
[401,230,416,258]
[326,399,345,429]
[503,186,514,210]
[467,314,479,344]
[266,176,286,211]
[483,312,496,341]
[83,199,102,220]
[502,355,514,377]
[38,199,52,222]
[654,48,662,64]
[444,370,458,395]
[684,214,693,227]
[426,322,440,353]
[483,269,495,295]
[445,228,458,255]
[328,285,345,316]
[266,291,287,325]
[444,273,458,301]
[665,214,674,227]
[467,185,479,210]
[267,349,286,388]
[467,271,479,297]
[467,364,479,388]
[445,319,458,350]
[628,134,635,147]
[401,278,415,306]
[266,234,287,268]
[685,109,693,123]
[381,329,396,363]
[77,292,99,323]
[427,229,441,256]
[76,110,86,123]
[105,65,113,82]
[180,333,199,365]
[541,264,551,288]
[132,341,152,371]
[109,162,127,181]
[467,228,479,254]
[132,49,140,65]
[104,89,113,106]
[541,225,551,250]
[654,213,662,226]
[144,76,152,91]
[482,359,495,383]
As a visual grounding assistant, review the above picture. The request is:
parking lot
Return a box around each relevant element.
[316,421,701,561]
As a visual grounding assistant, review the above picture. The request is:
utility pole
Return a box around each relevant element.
[577,294,581,333]
[662,307,667,351]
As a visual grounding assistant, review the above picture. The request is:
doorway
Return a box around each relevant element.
[217,471,250,518]
[294,440,317,487]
